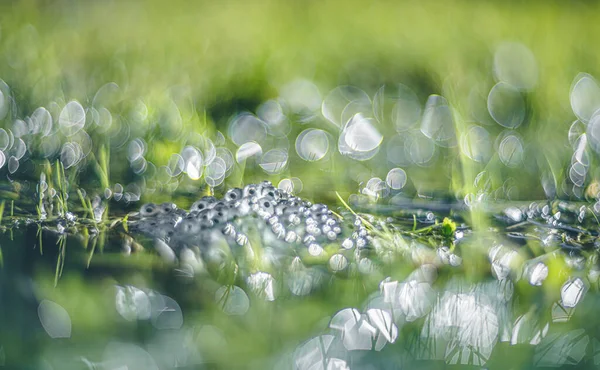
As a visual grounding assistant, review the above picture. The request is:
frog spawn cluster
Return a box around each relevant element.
[130,181,370,270]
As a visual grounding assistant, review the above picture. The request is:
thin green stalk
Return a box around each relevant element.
[37,225,43,255]
[55,160,69,215]
[98,229,106,254]
[0,200,5,224]
[87,236,97,268]
[334,191,375,230]
[77,189,89,218]
[54,235,67,286]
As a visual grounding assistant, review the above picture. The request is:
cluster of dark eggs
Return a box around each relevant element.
[130,181,370,260]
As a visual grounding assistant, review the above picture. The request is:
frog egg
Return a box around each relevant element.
[325,218,336,227]
[326,231,337,240]
[190,196,216,213]
[259,184,277,199]
[243,184,258,198]
[225,188,243,203]
[159,202,177,215]
[195,209,210,221]
[210,210,228,225]
[333,226,342,234]
[140,203,160,218]
[322,225,332,233]
[258,198,275,214]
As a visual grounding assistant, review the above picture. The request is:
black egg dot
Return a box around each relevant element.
[264,202,270,208]
[146,207,153,213]
[212,218,220,224]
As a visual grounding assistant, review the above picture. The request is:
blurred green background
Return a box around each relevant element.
[1,0,599,204]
